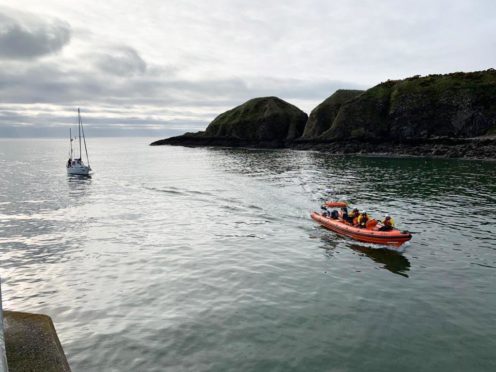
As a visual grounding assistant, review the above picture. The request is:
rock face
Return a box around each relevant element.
[300,89,364,139]
[151,70,496,159]
[318,70,496,141]
[151,97,308,148]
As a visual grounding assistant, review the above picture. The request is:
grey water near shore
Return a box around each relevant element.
[0,138,495,371]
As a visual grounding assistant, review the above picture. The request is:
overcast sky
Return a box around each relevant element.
[0,0,495,137]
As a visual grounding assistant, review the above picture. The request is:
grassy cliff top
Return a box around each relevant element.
[206,97,304,130]
[204,96,308,140]
[367,69,496,99]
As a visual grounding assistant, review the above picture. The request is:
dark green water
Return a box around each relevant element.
[0,138,495,371]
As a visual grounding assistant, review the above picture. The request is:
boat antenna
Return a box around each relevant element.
[78,108,82,159]
[80,109,91,168]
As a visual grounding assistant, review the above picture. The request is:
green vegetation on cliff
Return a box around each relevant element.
[151,96,308,147]
[320,69,496,141]
[205,96,307,142]
[301,89,364,139]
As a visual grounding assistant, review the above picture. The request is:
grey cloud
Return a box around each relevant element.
[0,109,206,137]
[94,46,147,76]
[0,58,363,136]
[0,124,188,138]
[0,58,363,108]
[0,8,71,60]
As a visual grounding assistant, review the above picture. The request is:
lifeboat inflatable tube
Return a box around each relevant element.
[325,201,348,208]
[311,212,412,247]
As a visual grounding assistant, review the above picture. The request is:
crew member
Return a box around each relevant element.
[357,211,369,228]
[348,208,360,224]
[379,216,395,231]
[340,207,349,221]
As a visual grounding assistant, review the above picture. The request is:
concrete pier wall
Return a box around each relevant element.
[3,311,71,372]
[0,284,8,372]
[0,282,70,371]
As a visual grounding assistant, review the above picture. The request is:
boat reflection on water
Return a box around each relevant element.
[67,173,92,180]
[67,174,92,186]
[67,173,92,200]
[318,234,411,277]
[349,244,411,277]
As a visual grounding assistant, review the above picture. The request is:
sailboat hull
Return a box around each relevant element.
[67,164,91,176]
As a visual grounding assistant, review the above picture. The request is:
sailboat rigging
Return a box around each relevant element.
[67,108,92,176]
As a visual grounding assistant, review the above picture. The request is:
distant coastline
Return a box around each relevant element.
[151,69,496,160]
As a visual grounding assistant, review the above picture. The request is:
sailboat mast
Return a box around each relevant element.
[80,111,91,167]
[78,108,82,159]
[70,128,73,160]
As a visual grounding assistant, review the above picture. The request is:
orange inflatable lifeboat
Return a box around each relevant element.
[311,212,412,247]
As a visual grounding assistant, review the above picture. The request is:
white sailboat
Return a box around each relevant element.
[67,108,92,176]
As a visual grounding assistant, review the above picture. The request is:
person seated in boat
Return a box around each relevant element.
[348,208,360,225]
[379,216,395,231]
[340,206,349,221]
[320,205,329,217]
[330,210,339,219]
[357,211,369,228]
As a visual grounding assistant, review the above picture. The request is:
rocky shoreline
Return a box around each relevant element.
[152,135,496,160]
[292,137,496,160]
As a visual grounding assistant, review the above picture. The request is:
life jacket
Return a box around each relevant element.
[383,217,395,227]
[358,214,369,227]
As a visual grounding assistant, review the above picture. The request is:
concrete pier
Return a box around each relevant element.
[3,311,71,372]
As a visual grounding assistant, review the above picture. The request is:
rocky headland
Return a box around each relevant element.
[151,70,496,160]
[151,97,308,148]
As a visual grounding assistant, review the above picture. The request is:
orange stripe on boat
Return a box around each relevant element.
[325,201,348,208]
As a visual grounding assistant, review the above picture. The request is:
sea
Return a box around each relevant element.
[0,138,495,372]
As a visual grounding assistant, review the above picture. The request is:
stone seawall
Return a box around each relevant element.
[3,311,71,372]
[0,282,70,371]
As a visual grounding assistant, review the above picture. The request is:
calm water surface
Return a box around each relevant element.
[0,138,495,371]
